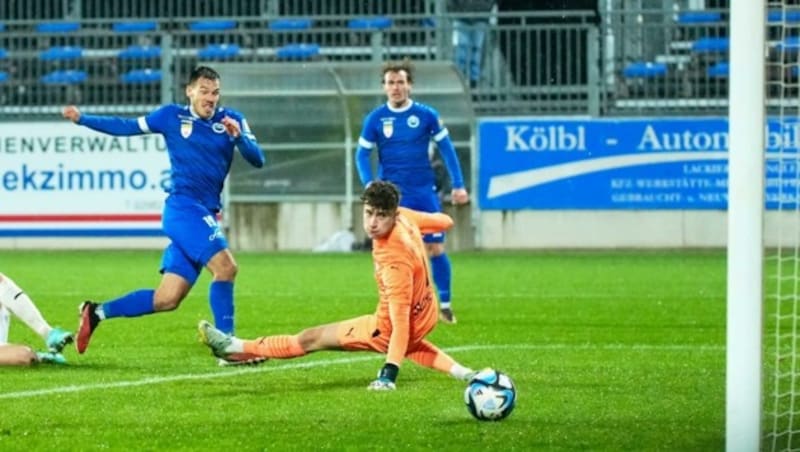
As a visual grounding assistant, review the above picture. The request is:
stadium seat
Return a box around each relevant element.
[276,43,320,60]
[706,61,729,78]
[40,70,88,84]
[40,46,83,61]
[189,20,237,31]
[112,21,158,33]
[35,22,80,33]
[118,45,162,59]
[623,62,667,78]
[0,23,5,32]
[0,71,7,83]
[121,68,162,84]
[777,36,800,52]
[768,10,800,23]
[0,48,7,59]
[197,44,241,59]
[268,19,313,30]
[691,37,729,53]
[676,11,722,24]
[347,17,393,30]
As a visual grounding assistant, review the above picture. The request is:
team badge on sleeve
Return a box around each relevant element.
[180,119,193,138]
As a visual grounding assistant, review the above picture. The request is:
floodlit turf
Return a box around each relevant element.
[0,250,726,451]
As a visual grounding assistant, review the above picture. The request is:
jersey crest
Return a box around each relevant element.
[212,122,225,134]
[381,118,395,138]
[407,115,420,128]
[180,119,193,138]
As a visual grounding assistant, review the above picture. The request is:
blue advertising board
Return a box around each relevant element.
[478,117,800,210]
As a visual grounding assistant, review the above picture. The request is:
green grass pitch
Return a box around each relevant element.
[0,250,725,451]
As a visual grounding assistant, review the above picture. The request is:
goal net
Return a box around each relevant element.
[763,1,800,450]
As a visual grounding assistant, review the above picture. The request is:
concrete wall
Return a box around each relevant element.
[3,203,795,250]
[227,203,799,251]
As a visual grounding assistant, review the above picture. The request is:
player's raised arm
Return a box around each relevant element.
[398,207,454,235]
[222,115,265,168]
[62,104,149,136]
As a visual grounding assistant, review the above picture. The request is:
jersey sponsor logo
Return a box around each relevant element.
[180,120,193,138]
[381,118,395,138]
[407,115,420,128]
[212,123,226,134]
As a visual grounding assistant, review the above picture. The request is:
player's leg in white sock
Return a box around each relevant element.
[0,273,52,340]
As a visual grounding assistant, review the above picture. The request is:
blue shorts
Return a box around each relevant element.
[160,194,228,285]
[398,189,445,244]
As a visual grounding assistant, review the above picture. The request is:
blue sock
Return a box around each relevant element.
[101,289,155,319]
[210,281,234,334]
[430,253,452,305]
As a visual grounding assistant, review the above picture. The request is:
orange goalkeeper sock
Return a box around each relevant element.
[243,335,306,359]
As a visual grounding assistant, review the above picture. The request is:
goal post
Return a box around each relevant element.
[726,1,765,451]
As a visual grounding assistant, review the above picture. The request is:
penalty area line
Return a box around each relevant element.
[0,342,722,400]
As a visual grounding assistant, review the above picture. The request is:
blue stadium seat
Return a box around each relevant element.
[676,11,722,24]
[41,70,88,85]
[0,71,7,83]
[118,45,161,59]
[347,17,393,30]
[623,62,667,78]
[0,23,5,32]
[691,37,729,53]
[197,44,241,59]
[121,69,162,84]
[268,19,313,30]
[189,20,237,31]
[40,46,83,61]
[768,10,800,23]
[0,48,7,59]
[707,61,729,78]
[777,36,800,52]
[35,22,80,33]
[276,43,320,60]
[112,21,157,33]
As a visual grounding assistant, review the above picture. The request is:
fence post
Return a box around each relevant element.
[160,33,174,104]
[587,25,600,116]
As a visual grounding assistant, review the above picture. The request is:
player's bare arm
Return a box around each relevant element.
[62,105,81,123]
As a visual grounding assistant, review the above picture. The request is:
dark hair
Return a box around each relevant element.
[361,181,400,212]
[381,58,414,84]
[188,65,220,85]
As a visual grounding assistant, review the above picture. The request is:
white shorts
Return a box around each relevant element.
[0,305,9,345]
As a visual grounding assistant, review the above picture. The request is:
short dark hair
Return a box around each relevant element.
[361,181,400,212]
[381,59,414,84]
[188,65,220,85]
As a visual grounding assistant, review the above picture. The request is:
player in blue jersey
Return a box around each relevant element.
[62,66,266,362]
[355,59,470,324]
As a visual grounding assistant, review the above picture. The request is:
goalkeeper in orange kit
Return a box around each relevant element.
[198,181,475,390]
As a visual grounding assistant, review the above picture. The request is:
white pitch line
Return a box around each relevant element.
[0,343,723,400]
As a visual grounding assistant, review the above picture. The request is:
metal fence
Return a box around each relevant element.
[5,2,782,119]
[0,10,599,119]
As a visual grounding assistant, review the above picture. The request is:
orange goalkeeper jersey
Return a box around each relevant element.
[371,207,454,366]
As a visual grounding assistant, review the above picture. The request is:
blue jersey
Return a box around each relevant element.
[78,104,264,211]
[355,100,464,197]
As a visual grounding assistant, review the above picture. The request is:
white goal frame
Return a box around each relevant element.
[726,0,766,451]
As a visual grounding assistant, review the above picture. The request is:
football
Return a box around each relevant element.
[464,368,517,421]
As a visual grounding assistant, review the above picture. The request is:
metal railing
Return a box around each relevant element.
[0,11,599,119]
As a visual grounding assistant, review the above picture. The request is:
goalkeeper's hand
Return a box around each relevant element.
[367,363,399,391]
